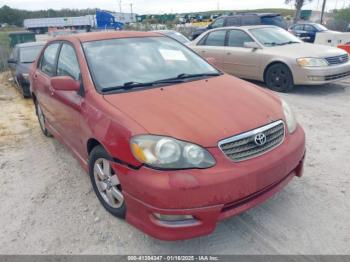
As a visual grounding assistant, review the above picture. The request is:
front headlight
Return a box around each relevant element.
[130,135,216,169]
[297,57,328,67]
[282,99,297,134]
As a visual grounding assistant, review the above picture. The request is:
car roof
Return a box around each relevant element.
[15,41,46,48]
[54,31,162,43]
[226,13,280,17]
[210,25,277,30]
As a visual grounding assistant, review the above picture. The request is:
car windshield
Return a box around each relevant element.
[314,24,328,31]
[19,46,43,63]
[83,36,219,91]
[250,27,301,47]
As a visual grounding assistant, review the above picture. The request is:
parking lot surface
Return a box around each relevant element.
[0,71,349,254]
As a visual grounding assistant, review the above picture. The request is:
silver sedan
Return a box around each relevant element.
[188,25,350,92]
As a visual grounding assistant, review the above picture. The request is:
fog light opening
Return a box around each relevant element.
[153,213,199,226]
[307,76,325,81]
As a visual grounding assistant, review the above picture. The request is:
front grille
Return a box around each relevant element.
[325,70,350,81]
[218,121,285,162]
[325,54,349,65]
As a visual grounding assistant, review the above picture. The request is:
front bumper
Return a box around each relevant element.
[293,61,350,85]
[111,126,306,240]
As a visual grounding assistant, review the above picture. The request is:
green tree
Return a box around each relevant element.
[285,0,313,23]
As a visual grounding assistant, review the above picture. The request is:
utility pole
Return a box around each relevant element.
[321,0,327,24]
[119,0,122,13]
[130,3,134,22]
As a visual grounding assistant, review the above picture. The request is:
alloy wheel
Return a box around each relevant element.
[93,158,124,209]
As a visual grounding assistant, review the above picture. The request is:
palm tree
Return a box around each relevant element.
[285,0,313,23]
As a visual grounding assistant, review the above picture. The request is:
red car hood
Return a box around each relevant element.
[103,75,284,147]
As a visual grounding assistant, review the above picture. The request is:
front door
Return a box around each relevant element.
[51,42,84,155]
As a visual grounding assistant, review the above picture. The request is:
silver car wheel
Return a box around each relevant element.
[93,158,124,209]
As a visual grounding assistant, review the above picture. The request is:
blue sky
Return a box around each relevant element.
[0,0,346,14]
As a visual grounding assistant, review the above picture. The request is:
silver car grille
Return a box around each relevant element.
[325,54,349,65]
[218,121,285,162]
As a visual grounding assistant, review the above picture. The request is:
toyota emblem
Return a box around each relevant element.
[254,133,267,146]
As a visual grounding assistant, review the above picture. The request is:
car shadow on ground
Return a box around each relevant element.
[249,80,348,96]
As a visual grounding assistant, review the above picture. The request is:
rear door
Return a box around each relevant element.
[222,29,262,79]
[33,42,61,128]
[193,30,227,69]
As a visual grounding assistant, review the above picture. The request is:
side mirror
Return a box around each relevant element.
[244,42,261,50]
[205,57,217,65]
[7,58,17,64]
[51,76,80,91]
[207,24,212,29]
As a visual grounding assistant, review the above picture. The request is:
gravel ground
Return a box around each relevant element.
[0,71,349,255]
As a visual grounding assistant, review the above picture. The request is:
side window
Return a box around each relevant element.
[40,43,60,76]
[226,17,240,26]
[294,24,304,31]
[203,30,226,46]
[211,18,225,29]
[10,48,18,60]
[241,15,260,26]
[57,43,81,80]
[304,25,315,32]
[228,30,254,48]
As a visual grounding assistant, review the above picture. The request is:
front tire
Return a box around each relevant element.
[265,63,294,92]
[89,146,126,219]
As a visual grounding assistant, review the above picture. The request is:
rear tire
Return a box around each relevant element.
[265,63,294,92]
[35,101,52,137]
[89,146,126,219]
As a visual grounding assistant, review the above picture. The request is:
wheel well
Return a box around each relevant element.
[263,61,293,83]
[87,138,102,155]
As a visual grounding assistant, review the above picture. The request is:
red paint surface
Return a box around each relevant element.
[30,31,306,240]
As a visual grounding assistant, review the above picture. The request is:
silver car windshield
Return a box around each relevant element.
[83,36,219,91]
[250,27,302,47]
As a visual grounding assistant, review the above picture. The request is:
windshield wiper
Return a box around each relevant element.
[101,79,186,93]
[176,72,221,79]
[101,72,221,93]
[279,41,300,46]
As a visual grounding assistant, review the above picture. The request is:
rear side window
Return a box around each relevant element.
[226,17,240,26]
[261,15,287,28]
[40,43,60,76]
[204,30,226,46]
[228,30,254,47]
[241,15,260,26]
[57,44,81,80]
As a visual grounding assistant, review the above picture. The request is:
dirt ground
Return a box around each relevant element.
[0,71,349,255]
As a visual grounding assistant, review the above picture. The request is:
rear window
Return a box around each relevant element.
[20,46,44,63]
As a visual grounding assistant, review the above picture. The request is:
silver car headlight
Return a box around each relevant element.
[296,57,328,67]
[282,99,297,134]
[130,135,216,169]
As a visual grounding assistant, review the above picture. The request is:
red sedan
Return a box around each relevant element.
[30,31,305,240]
